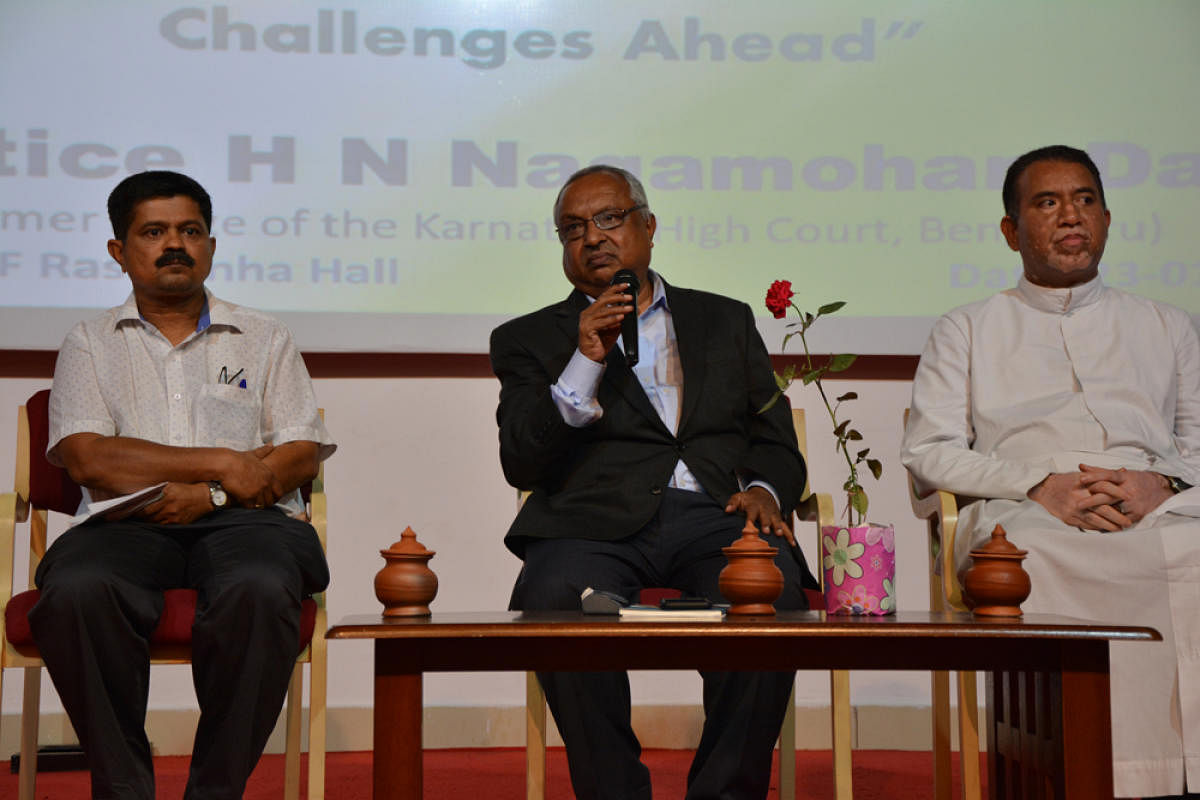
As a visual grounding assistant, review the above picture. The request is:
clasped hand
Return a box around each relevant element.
[1028,464,1172,532]
[138,444,282,524]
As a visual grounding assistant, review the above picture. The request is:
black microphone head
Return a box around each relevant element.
[612,269,639,293]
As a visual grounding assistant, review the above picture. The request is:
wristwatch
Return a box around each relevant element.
[208,481,228,509]
[1165,475,1193,494]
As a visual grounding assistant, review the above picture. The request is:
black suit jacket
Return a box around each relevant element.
[489,279,806,558]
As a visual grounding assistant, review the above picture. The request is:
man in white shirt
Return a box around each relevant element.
[31,171,334,800]
[902,145,1200,798]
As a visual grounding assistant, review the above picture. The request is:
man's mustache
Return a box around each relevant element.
[156,250,195,267]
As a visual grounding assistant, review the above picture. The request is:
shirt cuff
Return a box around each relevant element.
[744,478,782,510]
[550,349,606,428]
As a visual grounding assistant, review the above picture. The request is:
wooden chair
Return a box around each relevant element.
[0,389,329,800]
[902,408,982,800]
[523,407,851,800]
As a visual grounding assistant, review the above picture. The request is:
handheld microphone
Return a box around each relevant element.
[612,269,640,366]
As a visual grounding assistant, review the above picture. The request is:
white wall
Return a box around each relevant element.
[0,370,932,724]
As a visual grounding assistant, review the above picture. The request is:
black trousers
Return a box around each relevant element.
[510,489,809,800]
[29,508,329,800]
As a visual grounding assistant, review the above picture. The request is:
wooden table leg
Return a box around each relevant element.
[375,640,423,800]
[987,641,1113,800]
[1058,644,1113,799]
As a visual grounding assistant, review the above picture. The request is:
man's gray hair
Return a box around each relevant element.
[553,165,651,223]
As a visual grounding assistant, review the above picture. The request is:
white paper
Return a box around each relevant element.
[69,482,168,528]
[617,605,727,621]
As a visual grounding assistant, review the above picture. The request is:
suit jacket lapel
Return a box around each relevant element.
[668,284,709,433]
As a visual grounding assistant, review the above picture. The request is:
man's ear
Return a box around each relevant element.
[1000,215,1020,252]
[107,239,127,272]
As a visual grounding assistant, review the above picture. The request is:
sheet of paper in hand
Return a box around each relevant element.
[70,482,168,528]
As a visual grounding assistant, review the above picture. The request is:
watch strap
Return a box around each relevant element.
[1166,475,1193,494]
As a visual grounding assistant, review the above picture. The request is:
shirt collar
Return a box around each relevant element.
[1015,273,1105,314]
[113,288,234,334]
[645,270,669,313]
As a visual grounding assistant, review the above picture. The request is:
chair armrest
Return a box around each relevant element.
[906,472,965,610]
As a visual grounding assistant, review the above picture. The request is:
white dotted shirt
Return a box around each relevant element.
[48,290,335,517]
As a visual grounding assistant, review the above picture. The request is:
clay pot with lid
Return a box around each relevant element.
[719,529,784,615]
[374,526,438,617]
[962,525,1031,617]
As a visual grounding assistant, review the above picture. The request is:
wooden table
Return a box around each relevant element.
[327,611,1159,800]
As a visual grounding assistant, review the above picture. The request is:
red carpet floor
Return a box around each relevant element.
[2,748,987,799]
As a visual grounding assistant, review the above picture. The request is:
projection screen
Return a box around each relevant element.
[2,1,1198,353]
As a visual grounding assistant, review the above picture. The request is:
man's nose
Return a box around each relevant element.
[1059,201,1082,224]
[581,218,606,245]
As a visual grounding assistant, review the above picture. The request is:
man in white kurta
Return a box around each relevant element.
[902,145,1200,799]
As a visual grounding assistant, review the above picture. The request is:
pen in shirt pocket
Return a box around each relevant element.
[218,366,246,387]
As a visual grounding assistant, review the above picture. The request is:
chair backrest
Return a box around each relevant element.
[23,389,82,517]
[791,406,812,500]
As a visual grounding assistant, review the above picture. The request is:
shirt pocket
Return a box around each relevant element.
[193,383,262,450]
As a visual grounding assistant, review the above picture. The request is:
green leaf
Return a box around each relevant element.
[801,368,824,385]
[803,312,814,325]
[774,363,794,391]
[827,353,857,372]
[856,448,870,459]
[817,301,846,316]
[757,391,782,414]
[850,486,869,516]
[846,429,863,441]
[836,391,858,402]
[833,419,849,436]
[867,458,883,479]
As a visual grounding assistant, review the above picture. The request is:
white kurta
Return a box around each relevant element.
[902,275,1200,797]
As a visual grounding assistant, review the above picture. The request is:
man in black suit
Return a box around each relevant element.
[489,165,815,800]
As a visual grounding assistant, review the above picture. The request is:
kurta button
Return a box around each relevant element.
[173,393,182,400]
[650,485,663,495]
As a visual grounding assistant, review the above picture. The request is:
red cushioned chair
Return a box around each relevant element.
[0,389,329,800]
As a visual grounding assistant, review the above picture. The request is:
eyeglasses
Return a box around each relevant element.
[556,205,647,243]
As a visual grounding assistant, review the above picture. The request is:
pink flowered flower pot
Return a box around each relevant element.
[820,524,896,615]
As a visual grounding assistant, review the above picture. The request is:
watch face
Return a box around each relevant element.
[211,487,228,507]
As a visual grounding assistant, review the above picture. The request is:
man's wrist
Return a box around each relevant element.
[1026,474,1051,500]
[1160,473,1193,494]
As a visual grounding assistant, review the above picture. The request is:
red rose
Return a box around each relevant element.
[765,280,794,319]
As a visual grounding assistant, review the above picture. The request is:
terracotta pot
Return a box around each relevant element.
[962,525,1030,617]
[719,529,783,615]
[374,526,438,617]
[820,524,897,615]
